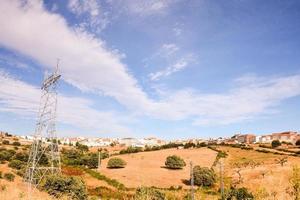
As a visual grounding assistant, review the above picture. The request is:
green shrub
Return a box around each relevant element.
[107,157,126,168]
[4,173,15,182]
[225,187,254,200]
[2,140,9,145]
[193,166,216,187]
[13,152,29,162]
[0,150,16,161]
[12,141,21,146]
[184,142,196,149]
[271,140,281,148]
[42,175,87,200]
[75,142,89,152]
[165,155,186,169]
[119,146,143,154]
[8,160,24,170]
[135,187,166,200]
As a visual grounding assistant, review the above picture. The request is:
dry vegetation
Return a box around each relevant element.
[219,146,300,200]
[99,147,217,188]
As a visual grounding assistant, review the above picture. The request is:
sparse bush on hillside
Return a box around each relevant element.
[8,159,24,170]
[135,187,166,200]
[13,152,29,162]
[296,140,300,146]
[271,140,281,148]
[12,141,21,146]
[184,142,196,149]
[120,146,143,154]
[0,149,16,161]
[107,157,126,168]
[42,175,87,200]
[2,140,9,145]
[3,173,15,182]
[165,155,186,169]
[225,187,254,200]
[193,166,216,187]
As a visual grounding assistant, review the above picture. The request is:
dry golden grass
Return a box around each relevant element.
[99,148,217,188]
[0,163,54,200]
[218,146,300,200]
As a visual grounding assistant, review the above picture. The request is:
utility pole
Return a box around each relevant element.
[219,159,224,200]
[190,161,195,200]
[98,148,101,172]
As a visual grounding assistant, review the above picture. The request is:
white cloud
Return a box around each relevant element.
[1,0,300,129]
[0,0,151,112]
[149,54,195,81]
[0,70,131,135]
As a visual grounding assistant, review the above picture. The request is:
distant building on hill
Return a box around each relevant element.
[237,134,256,144]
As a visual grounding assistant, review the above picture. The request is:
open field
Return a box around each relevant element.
[99,147,217,188]
[219,146,300,200]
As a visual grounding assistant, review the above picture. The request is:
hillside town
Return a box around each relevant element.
[2,130,299,147]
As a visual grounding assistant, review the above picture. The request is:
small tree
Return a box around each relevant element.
[271,140,281,148]
[107,157,127,168]
[165,155,186,169]
[193,166,216,187]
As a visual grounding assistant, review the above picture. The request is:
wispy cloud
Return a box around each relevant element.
[68,0,109,33]
[108,0,177,16]
[149,54,195,81]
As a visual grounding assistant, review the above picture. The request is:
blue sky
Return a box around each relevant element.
[0,0,300,139]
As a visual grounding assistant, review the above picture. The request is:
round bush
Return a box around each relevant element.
[165,155,186,169]
[271,140,281,148]
[193,166,216,187]
[107,157,126,168]
[296,139,300,146]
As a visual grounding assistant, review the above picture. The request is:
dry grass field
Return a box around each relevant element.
[99,147,217,188]
[0,164,54,200]
[219,146,300,200]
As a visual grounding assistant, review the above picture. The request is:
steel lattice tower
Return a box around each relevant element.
[25,62,61,188]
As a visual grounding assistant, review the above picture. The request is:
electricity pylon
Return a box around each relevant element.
[25,61,61,189]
